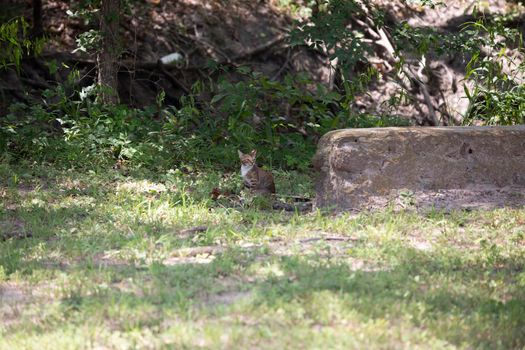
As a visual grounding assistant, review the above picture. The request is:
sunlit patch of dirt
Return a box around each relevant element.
[163,234,385,272]
[0,217,30,240]
[91,251,133,268]
[206,290,252,306]
[0,283,29,329]
[0,281,59,329]
[0,276,147,331]
[57,178,89,192]
[116,180,169,194]
[164,246,224,265]
[0,282,28,304]
[363,188,525,212]
[164,255,217,265]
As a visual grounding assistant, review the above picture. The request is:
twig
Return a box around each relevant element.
[278,194,311,202]
[271,48,292,80]
[329,56,339,91]
[370,25,439,125]
[0,86,28,102]
[76,65,98,86]
[172,245,223,257]
[272,201,312,212]
[406,64,438,125]
[19,77,52,89]
[157,61,190,95]
[231,34,286,61]
[179,226,208,236]
[388,75,428,125]
[299,236,356,244]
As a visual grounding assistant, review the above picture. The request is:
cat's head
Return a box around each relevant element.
[238,149,257,166]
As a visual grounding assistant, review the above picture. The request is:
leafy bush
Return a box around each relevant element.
[1,65,410,171]
[290,0,381,71]
[1,99,161,168]
[0,17,44,71]
[392,10,525,125]
[461,19,525,125]
[291,0,525,126]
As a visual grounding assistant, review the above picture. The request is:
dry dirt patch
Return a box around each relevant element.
[0,218,30,240]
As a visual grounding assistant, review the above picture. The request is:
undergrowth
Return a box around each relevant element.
[0,68,409,172]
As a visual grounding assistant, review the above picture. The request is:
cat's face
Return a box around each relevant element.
[238,150,257,166]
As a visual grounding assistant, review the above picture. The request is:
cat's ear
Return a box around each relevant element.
[250,149,257,157]
[238,150,243,158]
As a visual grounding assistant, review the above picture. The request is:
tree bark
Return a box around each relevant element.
[32,0,44,39]
[97,0,120,105]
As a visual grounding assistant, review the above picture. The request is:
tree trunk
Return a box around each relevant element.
[32,0,43,39]
[97,0,120,105]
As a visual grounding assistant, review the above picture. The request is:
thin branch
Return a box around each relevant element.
[369,26,439,125]
[231,34,286,61]
[271,48,292,80]
[157,61,190,95]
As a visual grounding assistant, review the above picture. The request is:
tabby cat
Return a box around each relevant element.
[238,149,276,194]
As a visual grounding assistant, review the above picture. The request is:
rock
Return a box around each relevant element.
[313,126,525,211]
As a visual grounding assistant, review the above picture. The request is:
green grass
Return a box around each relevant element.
[1,163,525,349]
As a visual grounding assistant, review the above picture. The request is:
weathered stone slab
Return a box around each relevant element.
[313,126,525,211]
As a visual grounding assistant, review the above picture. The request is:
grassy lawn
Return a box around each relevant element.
[1,163,524,349]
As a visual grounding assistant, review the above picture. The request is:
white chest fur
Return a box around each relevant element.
[241,164,254,178]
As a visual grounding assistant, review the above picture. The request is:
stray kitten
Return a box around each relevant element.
[238,149,276,194]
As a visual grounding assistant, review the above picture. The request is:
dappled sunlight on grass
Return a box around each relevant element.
[1,165,525,349]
